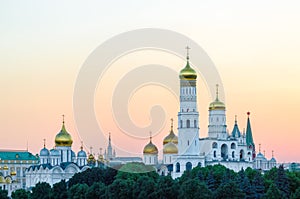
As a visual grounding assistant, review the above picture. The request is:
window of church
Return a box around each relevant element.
[232,151,235,158]
[176,162,180,172]
[180,120,183,128]
[188,140,189,146]
[186,162,192,171]
[186,120,190,128]
[194,120,197,128]
[214,151,216,158]
[231,143,236,149]
[212,142,218,149]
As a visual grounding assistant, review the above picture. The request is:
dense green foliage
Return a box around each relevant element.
[9,163,300,199]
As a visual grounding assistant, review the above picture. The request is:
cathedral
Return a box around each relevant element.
[143,49,277,178]
[25,118,92,188]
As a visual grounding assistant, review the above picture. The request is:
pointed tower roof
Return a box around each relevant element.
[231,115,241,138]
[246,112,255,147]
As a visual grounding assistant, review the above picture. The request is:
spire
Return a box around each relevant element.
[246,112,255,147]
[61,114,66,132]
[259,143,261,153]
[216,84,219,101]
[149,131,152,143]
[43,139,46,148]
[80,141,83,151]
[272,150,274,158]
[186,46,190,61]
[108,132,112,147]
[171,118,174,131]
[231,115,241,138]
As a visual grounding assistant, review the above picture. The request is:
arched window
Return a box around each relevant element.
[186,120,190,128]
[240,150,245,160]
[221,144,228,160]
[194,120,197,128]
[212,142,218,149]
[176,162,180,172]
[188,140,189,146]
[186,162,192,171]
[232,151,235,158]
[197,162,201,167]
[214,151,216,158]
[231,143,236,149]
[180,120,183,128]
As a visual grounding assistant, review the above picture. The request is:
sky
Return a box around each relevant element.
[0,0,300,162]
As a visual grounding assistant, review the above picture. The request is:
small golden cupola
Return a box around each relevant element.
[179,46,197,80]
[209,84,226,111]
[163,142,178,154]
[143,134,158,154]
[163,118,178,145]
[55,115,73,147]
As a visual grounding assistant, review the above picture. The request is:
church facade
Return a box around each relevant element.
[25,119,91,188]
[143,50,277,178]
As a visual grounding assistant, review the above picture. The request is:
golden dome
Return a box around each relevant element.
[3,166,8,170]
[209,99,225,111]
[5,177,11,184]
[88,153,96,163]
[10,171,16,176]
[143,136,158,154]
[179,49,197,80]
[209,84,225,111]
[55,121,73,147]
[0,176,5,183]
[163,142,178,154]
[163,119,178,145]
[179,61,197,80]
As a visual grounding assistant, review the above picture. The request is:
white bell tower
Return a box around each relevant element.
[178,47,200,155]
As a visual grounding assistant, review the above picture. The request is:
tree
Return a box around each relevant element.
[51,180,67,199]
[265,183,281,199]
[214,181,245,199]
[31,182,51,199]
[206,170,217,192]
[179,178,213,199]
[155,175,179,199]
[86,182,107,199]
[238,168,255,199]
[133,176,157,199]
[68,183,89,199]
[11,189,29,199]
[0,189,8,199]
[252,172,265,199]
[276,165,290,198]
[107,178,135,199]
[291,187,300,199]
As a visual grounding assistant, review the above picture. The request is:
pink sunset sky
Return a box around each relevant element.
[0,1,299,162]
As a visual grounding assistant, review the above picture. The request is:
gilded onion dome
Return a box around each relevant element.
[143,135,158,154]
[209,84,225,111]
[179,47,197,80]
[55,116,73,147]
[163,119,178,145]
[87,153,96,163]
[0,176,5,183]
[163,142,178,154]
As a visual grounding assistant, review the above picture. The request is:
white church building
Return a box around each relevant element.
[143,49,277,178]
